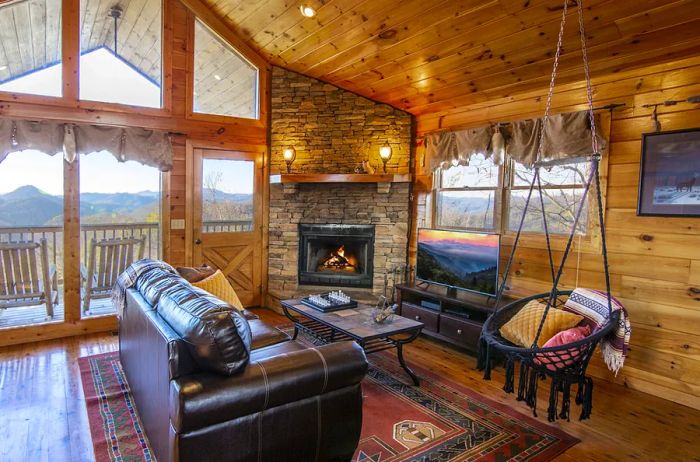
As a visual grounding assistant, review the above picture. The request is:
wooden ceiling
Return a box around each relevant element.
[0,0,258,116]
[201,0,700,116]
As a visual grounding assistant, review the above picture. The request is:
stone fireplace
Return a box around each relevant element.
[298,224,375,288]
[267,66,413,307]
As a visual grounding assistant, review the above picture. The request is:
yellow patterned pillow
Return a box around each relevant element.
[499,300,583,348]
[192,270,245,312]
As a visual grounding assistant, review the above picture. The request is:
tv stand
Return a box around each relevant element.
[395,284,514,353]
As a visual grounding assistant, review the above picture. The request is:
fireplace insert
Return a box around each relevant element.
[298,224,375,288]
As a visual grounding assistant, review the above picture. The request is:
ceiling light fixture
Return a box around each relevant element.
[0,65,7,71]
[214,74,222,81]
[299,4,316,18]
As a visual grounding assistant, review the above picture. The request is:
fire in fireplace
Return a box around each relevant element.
[320,245,358,272]
[298,224,374,288]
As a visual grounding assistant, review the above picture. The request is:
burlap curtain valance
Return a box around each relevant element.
[0,118,173,171]
[425,110,606,171]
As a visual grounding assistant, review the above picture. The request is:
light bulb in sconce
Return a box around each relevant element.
[283,147,296,173]
[379,145,392,173]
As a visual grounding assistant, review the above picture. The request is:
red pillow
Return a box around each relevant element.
[533,325,591,371]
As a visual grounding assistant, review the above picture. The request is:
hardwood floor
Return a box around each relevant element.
[1,308,698,461]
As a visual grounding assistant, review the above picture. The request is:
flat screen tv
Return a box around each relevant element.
[416,228,500,297]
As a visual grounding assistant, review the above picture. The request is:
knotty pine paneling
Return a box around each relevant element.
[0,0,269,269]
[414,57,700,409]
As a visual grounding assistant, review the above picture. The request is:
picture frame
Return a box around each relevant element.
[637,128,700,217]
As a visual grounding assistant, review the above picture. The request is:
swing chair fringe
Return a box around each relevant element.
[475,0,624,423]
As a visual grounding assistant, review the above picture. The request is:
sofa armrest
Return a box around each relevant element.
[170,341,368,433]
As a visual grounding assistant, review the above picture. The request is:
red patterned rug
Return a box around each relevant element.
[80,349,577,462]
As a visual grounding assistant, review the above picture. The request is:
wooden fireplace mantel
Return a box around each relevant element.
[270,173,412,184]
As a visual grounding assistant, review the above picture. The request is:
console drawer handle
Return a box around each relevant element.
[457,329,463,335]
[415,315,421,321]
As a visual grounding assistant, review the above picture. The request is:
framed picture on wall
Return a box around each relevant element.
[637,128,700,217]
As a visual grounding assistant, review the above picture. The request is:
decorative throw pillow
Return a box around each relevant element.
[499,300,584,348]
[176,265,217,283]
[534,325,591,371]
[563,288,624,328]
[192,269,245,312]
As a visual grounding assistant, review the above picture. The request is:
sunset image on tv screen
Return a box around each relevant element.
[416,229,499,296]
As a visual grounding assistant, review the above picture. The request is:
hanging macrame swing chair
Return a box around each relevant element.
[477,0,621,422]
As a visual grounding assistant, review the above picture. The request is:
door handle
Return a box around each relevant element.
[195,239,202,245]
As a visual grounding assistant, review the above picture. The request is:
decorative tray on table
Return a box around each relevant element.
[300,291,358,313]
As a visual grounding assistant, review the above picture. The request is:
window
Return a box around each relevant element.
[0,0,62,97]
[79,0,162,107]
[436,154,500,230]
[0,150,64,328]
[79,151,161,317]
[193,19,258,119]
[435,155,590,235]
[507,161,589,234]
[201,158,254,232]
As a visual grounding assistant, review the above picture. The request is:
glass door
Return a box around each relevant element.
[0,151,64,328]
[192,148,262,306]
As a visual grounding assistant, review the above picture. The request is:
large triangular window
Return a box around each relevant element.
[193,19,259,120]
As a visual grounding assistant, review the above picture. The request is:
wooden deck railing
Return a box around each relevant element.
[0,223,161,268]
[0,220,254,269]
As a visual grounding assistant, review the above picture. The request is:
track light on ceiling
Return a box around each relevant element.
[299,4,316,18]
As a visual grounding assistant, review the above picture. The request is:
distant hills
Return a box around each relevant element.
[0,185,253,227]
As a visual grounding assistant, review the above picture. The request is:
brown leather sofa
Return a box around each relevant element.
[119,269,368,462]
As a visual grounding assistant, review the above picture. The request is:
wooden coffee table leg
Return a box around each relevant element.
[397,342,420,386]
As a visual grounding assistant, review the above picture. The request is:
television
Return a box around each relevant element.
[416,228,500,297]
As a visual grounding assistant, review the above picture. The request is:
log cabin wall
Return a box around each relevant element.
[0,0,270,268]
[0,0,269,345]
[412,56,700,410]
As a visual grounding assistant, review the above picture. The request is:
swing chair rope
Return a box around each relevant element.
[493,0,613,321]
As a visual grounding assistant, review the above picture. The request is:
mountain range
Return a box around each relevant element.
[0,185,253,227]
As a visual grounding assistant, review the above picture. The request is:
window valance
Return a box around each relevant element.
[424,110,606,170]
[0,118,173,171]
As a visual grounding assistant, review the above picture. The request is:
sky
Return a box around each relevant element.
[203,159,254,194]
[419,228,500,249]
[0,48,252,196]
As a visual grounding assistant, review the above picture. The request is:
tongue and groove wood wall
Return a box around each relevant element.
[412,56,700,409]
[0,0,269,346]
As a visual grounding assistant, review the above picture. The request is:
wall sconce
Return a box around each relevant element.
[282,147,296,173]
[379,145,392,173]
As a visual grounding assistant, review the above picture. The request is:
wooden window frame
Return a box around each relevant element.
[433,113,611,255]
[182,0,269,129]
[0,0,173,116]
[433,158,504,233]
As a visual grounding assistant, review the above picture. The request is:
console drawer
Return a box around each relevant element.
[401,303,439,332]
[439,314,482,349]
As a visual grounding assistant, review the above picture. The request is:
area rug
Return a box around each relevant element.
[80,347,578,462]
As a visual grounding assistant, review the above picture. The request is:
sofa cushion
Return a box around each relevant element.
[249,319,290,350]
[158,285,252,376]
[134,268,184,306]
[169,341,367,433]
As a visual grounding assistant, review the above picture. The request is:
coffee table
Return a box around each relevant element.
[280,299,424,386]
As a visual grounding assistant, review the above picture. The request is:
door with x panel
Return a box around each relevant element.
[193,148,263,306]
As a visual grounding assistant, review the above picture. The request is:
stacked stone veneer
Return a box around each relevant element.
[267,67,414,304]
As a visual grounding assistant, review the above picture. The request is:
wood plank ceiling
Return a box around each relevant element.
[0,0,256,116]
[201,0,700,117]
